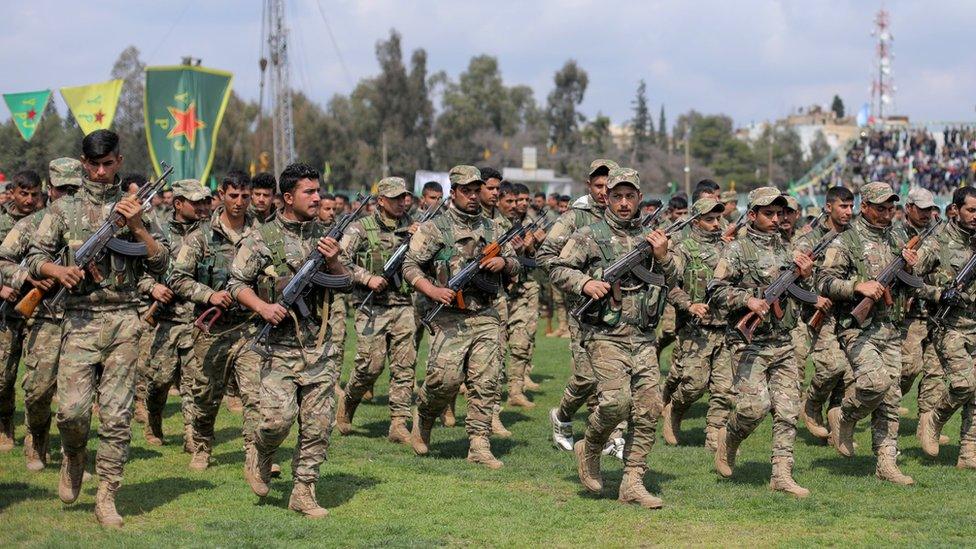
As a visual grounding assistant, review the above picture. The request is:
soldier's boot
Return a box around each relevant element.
[440,398,457,427]
[491,408,512,438]
[270,463,282,478]
[244,445,270,497]
[0,418,13,452]
[335,394,360,436]
[224,396,243,414]
[875,450,914,485]
[144,411,164,446]
[714,427,741,478]
[940,434,950,445]
[897,406,910,416]
[827,407,855,457]
[574,440,603,493]
[704,426,718,453]
[94,481,124,528]
[188,448,212,471]
[133,398,148,424]
[661,402,682,446]
[24,431,50,472]
[58,449,87,504]
[466,435,504,470]
[183,424,195,454]
[800,396,829,439]
[410,411,434,456]
[918,411,944,458]
[523,375,541,392]
[362,389,374,402]
[288,482,329,518]
[769,456,810,498]
[956,441,976,470]
[387,418,411,445]
[507,390,536,409]
[618,468,664,509]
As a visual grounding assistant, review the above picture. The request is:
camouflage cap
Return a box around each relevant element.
[861,181,899,204]
[171,179,211,202]
[377,176,408,198]
[783,195,800,212]
[449,165,484,187]
[906,186,936,209]
[748,186,787,209]
[720,190,738,203]
[588,158,619,178]
[606,167,640,190]
[49,157,82,188]
[693,197,724,216]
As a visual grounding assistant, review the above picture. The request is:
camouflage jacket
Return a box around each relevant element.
[228,214,348,346]
[817,215,910,329]
[537,194,605,272]
[26,177,169,311]
[402,203,520,314]
[549,210,677,339]
[248,204,276,226]
[668,225,725,327]
[916,220,976,332]
[0,209,45,293]
[894,218,943,319]
[712,225,803,343]
[171,208,253,325]
[0,201,30,244]
[340,210,413,307]
[140,213,201,322]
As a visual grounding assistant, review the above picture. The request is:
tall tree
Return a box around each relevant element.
[630,80,651,162]
[830,94,845,119]
[545,60,588,172]
[658,105,667,145]
[110,46,150,175]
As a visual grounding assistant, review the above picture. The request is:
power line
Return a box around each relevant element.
[315,0,354,88]
[146,0,194,63]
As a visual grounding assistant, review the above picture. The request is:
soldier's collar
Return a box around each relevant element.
[448,203,483,226]
[605,209,641,231]
[81,175,122,205]
[746,225,781,245]
[692,224,721,242]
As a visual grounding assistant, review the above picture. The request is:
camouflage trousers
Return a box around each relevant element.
[344,304,418,419]
[930,326,976,443]
[140,319,195,423]
[0,318,26,427]
[233,340,264,447]
[726,338,801,459]
[21,317,63,438]
[791,322,810,370]
[663,324,733,434]
[583,336,663,471]
[183,325,250,452]
[553,289,568,331]
[57,308,145,484]
[506,280,540,395]
[256,340,341,484]
[804,317,853,410]
[655,304,677,358]
[899,318,945,413]
[838,321,902,455]
[417,310,502,438]
[555,313,598,420]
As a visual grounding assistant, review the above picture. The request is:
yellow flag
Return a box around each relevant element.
[60,79,123,135]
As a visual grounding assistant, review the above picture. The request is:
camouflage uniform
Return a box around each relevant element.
[0,200,32,443]
[506,210,544,401]
[26,175,169,487]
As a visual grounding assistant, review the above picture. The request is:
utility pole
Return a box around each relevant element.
[267,0,295,179]
[870,8,895,124]
[683,131,691,197]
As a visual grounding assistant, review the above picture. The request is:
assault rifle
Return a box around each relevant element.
[735,230,838,343]
[0,258,28,329]
[933,249,976,324]
[515,211,561,269]
[640,206,665,229]
[849,220,941,327]
[15,162,174,318]
[722,212,748,241]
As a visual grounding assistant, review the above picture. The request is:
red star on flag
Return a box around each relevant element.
[167,102,206,149]
[94,110,105,124]
[26,109,36,120]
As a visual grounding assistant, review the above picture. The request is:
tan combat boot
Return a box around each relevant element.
[183,424,196,454]
[133,398,148,424]
[956,441,976,470]
[387,418,411,445]
[335,394,359,436]
[917,411,943,457]
[59,449,87,503]
[827,407,855,457]
[507,390,536,409]
[618,468,664,509]
[144,412,164,446]
[574,440,603,492]
[440,399,456,427]
[410,411,434,456]
[875,450,914,485]
[661,402,681,446]
[523,375,541,392]
[188,448,211,471]
[95,481,124,528]
[0,419,13,452]
[24,431,49,472]
[800,397,829,439]
[714,427,741,478]
[288,482,329,518]
[362,388,374,402]
[704,426,718,453]
[769,456,810,498]
[466,435,503,469]
[224,395,244,413]
[491,408,512,438]
[244,445,270,497]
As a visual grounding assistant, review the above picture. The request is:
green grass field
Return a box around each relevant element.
[1,324,974,548]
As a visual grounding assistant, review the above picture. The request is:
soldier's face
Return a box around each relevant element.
[480,178,501,207]
[749,204,784,232]
[826,199,854,228]
[669,207,688,220]
[780,209,799,231]
[379,194,407,219]
[284,178,321,221]
[607,185,641,219]
[558,201,569,213]
[907,204,935,227]
[957,195,976,231]
[515,193,530,216]
[10,186,40,215]
[533,196,545,210]
[251,188,273,213]
[862,201,896,227]
[422,190,443,208]
[220,184,251,219]
[588,175,608,205]
[174,197,207,222]
[724,201,738,218]
[452,183,482,214]
[696,212,723,233]
[318,198,336,224]
[82,153,122,184]
[497,193,517,218]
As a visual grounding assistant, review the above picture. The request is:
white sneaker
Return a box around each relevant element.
[549,408,574,451]
[602,437,625,461]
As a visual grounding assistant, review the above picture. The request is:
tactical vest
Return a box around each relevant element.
[194,223,233,292]
[586,221,665,329]
[432,214,494,281]
[680,237,713,303]
[837,225,906,327]
[254,221,324,308]
[737,235,797,329]
[63,199,140,291]
[358,216,409,294]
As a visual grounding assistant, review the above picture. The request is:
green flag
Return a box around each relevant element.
[144,65,233,182]
[3,89,52,142]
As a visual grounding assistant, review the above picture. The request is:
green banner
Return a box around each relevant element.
[3,89,52,142]
[144,66,233,182]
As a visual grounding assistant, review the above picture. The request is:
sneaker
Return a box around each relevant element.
[602,437,625,461]
[549,408,574,451]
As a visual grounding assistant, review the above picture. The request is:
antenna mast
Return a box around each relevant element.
[267,0,296,179]
[870,7,895,124]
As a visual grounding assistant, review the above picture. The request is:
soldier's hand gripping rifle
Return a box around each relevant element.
[849,220,941,327]
[933,248,976,324]
[15,162,174,318]
[571,211,702,320]
[722,211,748,241]
[357,197,447,317]
[249,195,371,357]
[735,230,838,343]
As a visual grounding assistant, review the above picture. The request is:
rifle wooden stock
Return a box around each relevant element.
[735,311,763,342]
[14,287,45,317]
[194,306,223,333]
[809,309,827,331]
[142,301,161,326]
[850,296,876,326]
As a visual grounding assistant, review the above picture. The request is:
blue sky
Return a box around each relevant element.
[2,0,974,128]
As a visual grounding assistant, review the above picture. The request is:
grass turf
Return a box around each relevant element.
[1,323,974,547]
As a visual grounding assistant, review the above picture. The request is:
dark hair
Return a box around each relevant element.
[319,192,335,200]
[668,195,688,210]
[222,169,252,191]
[479,166,502,182]
[278,162,319,195]
[252,172,276,191]
[334,193,348,202]
[11,170,41,190]
[647,198,663,208]
[952,186,976,208]
[559,195,571,202]
[691,187,712,203]
[825,186,855,204]
[548,192,560,199]
[120,173,147,189]
[513,183,530,195]
[499,181,516,197]
[81,129,120,160]
[534,192,546,199]
[695,178,720,193]
[422,181,441,194]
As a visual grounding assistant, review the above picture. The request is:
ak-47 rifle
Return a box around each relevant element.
[849,220,942,327]
[571,211,703,320]
[357,196,447,317]
[0,258,27,329]
[249,195,371,356]
[515,211,561,269]
[933,249,976,324]
[15,162,174,318]
[640,206,665,229]
[722,212,748,241]
[735,230,838,343]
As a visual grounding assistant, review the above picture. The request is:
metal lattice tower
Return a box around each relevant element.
[267,0,295,180]
[870,7,895,122]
